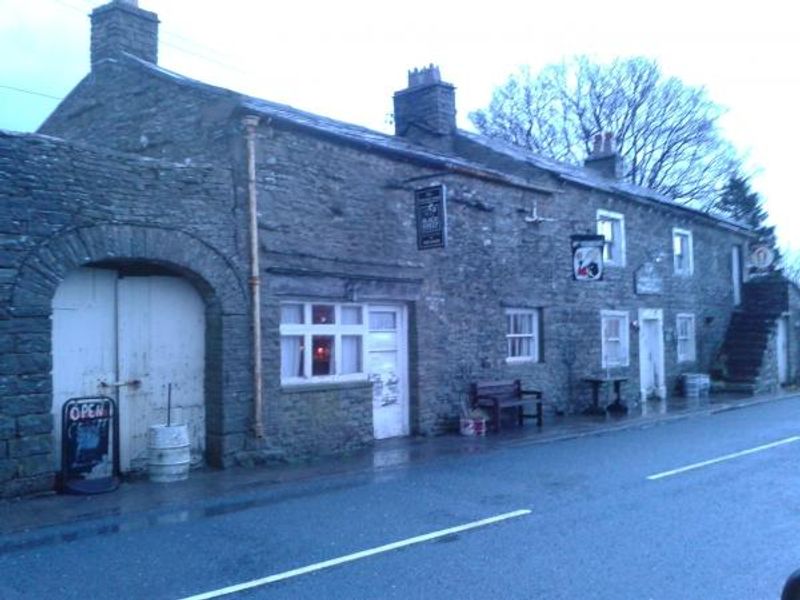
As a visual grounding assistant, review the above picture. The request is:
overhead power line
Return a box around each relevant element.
[0,85,63,101]
[46,0,249,74]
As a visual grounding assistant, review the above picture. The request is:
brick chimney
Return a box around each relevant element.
[393,65,456,141]
[584,132,623,179]
[91,0,159,67]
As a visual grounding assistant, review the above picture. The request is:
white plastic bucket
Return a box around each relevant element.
[148,424,190,483]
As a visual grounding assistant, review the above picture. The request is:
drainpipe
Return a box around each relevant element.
[243,115,264,438]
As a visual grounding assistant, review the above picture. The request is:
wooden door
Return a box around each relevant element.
[777,317,789,385]
[367,305,409,439]
[52,267,205,473]
[638,309,665,401]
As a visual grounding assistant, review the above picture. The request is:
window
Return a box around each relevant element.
[505,308,541,362]
[601,310,629,368]
[596,209,626,267]
[280,302,367,384]
[676,313,696,362]
[673,228,694,275]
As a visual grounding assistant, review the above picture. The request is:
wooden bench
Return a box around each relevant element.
[469,379,543,432]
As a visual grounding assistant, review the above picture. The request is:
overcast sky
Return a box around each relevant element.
[2,0,798,254]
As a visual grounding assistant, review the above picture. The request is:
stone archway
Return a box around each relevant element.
[9,223,250,481]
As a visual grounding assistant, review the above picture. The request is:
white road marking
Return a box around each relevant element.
[178,508,532,600]
[647,435,800,481]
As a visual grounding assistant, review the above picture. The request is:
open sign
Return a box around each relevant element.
[61,396,119,494]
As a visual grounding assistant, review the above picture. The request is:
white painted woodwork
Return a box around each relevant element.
[638,308,666,402]
[777,316,789,385]
[117,276,205,471]
[51,267,205,473]
[367,305,409,439]
[731,246,743,306]
[52,268,118,470]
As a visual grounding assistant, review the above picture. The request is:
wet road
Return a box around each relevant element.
[2,397,800,599]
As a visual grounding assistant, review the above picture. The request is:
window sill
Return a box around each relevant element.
[280,378,372,394]
[506,357,541,365]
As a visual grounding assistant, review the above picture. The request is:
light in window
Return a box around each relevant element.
[311,335,334,375]
[312,304,335,324]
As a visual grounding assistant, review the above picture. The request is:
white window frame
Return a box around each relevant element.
[596,209,626,267]
[505,308,541,363]
[672,228,694,275]
[676,313,697,363]
[279,302,369,385]
[601,310,630,368]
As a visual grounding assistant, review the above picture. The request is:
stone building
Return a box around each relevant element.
[1,0,796,497]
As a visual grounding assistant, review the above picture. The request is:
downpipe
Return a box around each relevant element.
[243,115,264,438]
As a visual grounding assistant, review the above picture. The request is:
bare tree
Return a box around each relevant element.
[470,57,741,208]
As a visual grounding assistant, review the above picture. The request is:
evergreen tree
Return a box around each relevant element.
[714,175,780,267]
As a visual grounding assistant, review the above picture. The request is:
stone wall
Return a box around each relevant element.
[28,54,753,484]
[251,119,750,432]
[0,131,251,497]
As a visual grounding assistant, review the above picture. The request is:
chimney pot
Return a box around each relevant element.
[394,64,456,142]
[90,0,159,67]
[585,131,623,178]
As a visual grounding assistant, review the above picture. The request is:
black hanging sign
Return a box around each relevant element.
[571,234,605,281]
[415,185,447,250]
[60,395,120,495]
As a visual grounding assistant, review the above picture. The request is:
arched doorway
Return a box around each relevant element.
[52,266,206,473]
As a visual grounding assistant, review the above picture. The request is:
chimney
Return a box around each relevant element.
[91,0,160,67]
[393,65,457,141]
[584,132,623,179]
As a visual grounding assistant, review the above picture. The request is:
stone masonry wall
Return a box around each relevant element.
[251,120,751,434]
[34,57,752,468]
[0,131,251,497]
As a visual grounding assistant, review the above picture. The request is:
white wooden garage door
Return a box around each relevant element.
[52,267,206,473]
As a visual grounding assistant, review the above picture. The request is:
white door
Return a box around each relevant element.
[731,246,743,306]
[777,317,789,385]
[367,305,409,439]
[52,268,118,473]
[117,276,206,471]
[638,309,665,401]
[52,267,206,472]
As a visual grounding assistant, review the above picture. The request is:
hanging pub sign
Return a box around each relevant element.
[61,395,120,494]
[749,245,775,271]
[415,185,447,250]
[571,234,605,281]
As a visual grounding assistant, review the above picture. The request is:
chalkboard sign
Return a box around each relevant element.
[415,185,447,249]
[61,396,119,494]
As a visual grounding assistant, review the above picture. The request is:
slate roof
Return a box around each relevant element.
[124,54,749,232]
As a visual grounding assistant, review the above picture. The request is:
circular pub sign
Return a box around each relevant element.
[750,245,775,270]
